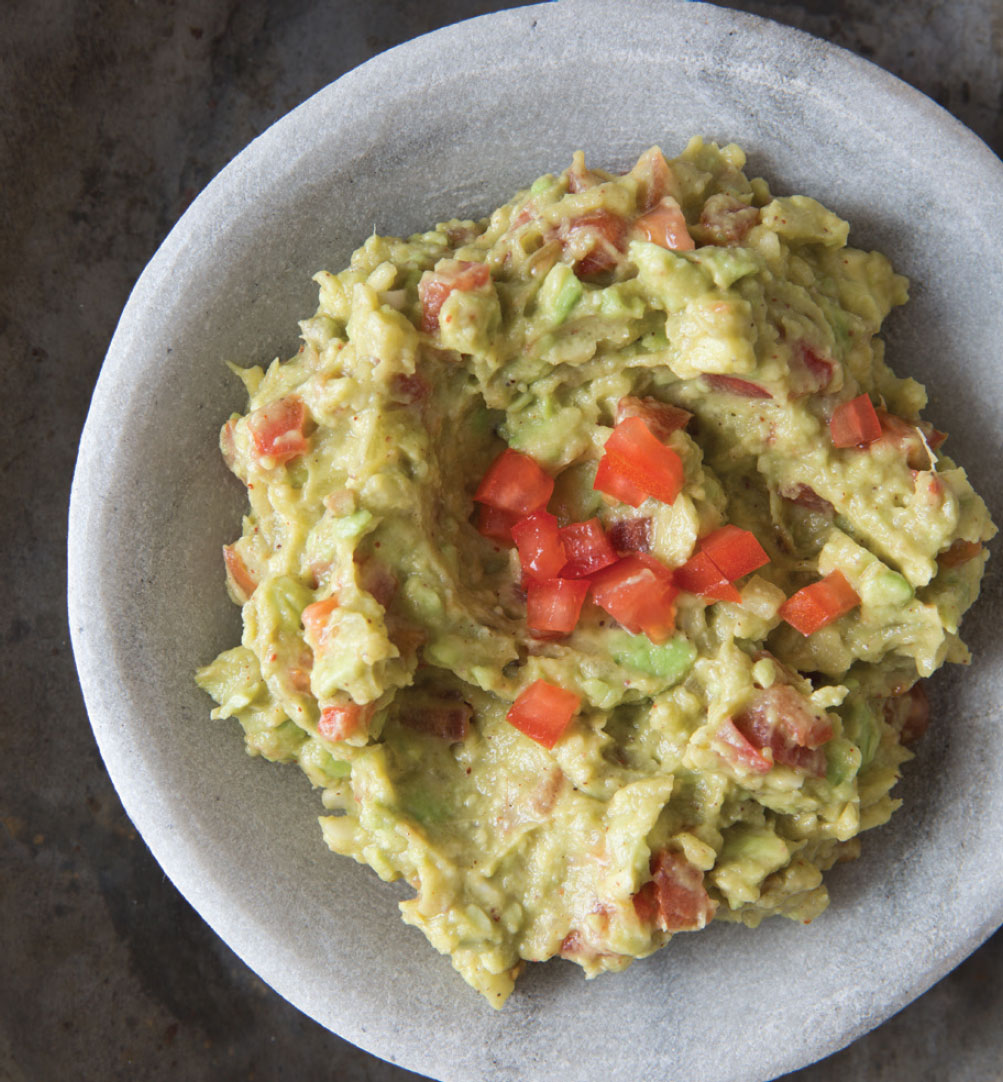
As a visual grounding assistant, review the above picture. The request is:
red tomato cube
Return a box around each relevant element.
[558,518,618,578]
[699,525,769,581]
[779,570,861,635]
[506,679,581,749]
[829,394,882,448]
[512,511,567,580]
[590,554,679,643]
[593,454,648,507]
[525,578,590,635]
[474,448,554,517]
[247,395,310,465]
[602,416,685,505]
[674,551,742,603]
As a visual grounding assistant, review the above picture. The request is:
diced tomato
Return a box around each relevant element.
[399,696,471,742]
[632,851,716,932]
[629,147,675,213]
[713,717,773,774]
[474,503,519,543]
[301,596,339,648]
[418,260,491,333]
[222,544,257,601]
[778,482,834,515]
[632,196,695,251]
[559,929,586,957]
[703,374,772,399]
[607,516,652,555]
[779,570,861,636]
[506,679,581,749]
[590,554,678,643]
[937,539,984,568]
[288,648,314,694]
[700,525,769,582]
[829,393,882,448]
[558,518,618,578]
[874,408,938,469]
[789,342,834,396]
[884,682,929,745]
[318,702,365,742]
[674,551,742,603]
[512,510,567,581]
[602,416,685,505]
[732,684,833,776]
[698,193,760,246]
[615,395,692,442]
[390,372,430,405]
[246,395,310,466]
[593,454,648,508]
[356,557,398,610]
[474,448,554,516]
[525,578,590,635]
[562,211,628,278]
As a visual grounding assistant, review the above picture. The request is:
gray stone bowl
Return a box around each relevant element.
[68,2,1003,1079]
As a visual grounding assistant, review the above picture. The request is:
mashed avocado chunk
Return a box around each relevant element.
[197,138,995,1007]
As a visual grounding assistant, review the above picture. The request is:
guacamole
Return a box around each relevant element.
[196,138,995,1007]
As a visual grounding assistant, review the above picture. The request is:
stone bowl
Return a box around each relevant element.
[68,2,1003,1079]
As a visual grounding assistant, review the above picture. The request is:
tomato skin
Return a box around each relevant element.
[713,717,773,774]
[590,554,678,643]
[779,570,860,635]
[302,596,340,649]
[562,210,628,277]
[789,342,833,396]
[223,544,257,601]
[732,684,833,776]
[875,408,942,469]
[699,525,769,581]
[615,396,692,442]
[829,394,882,448]
[318,702,365,741]
[474,503,519,543]
[633,851,716,932]
[558,518,618,578]
[698,193,760,246]
[525,577,590,635]
[593,454,648,507]
[602,416,684,505]
[512,510,567,581]
[703,374,772,399]
[506,679,581,749]
[630,146,675,213]
[474,448,554,517]
[937,539,983,568]
[247,395,310,465]
[674,551,742,603]
[418,261,491,333]
[632,197,695,251]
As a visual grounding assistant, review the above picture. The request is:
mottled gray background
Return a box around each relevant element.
[3,1,1002,1080]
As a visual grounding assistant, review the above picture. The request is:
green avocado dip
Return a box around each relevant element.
[196,138,995,1007]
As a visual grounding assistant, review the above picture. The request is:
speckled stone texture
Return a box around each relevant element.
[5,1,1003,1080]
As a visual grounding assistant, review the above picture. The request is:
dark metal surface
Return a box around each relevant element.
[3,2,1001,1079]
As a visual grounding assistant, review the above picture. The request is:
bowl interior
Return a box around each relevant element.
[69,3,1003,1080]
